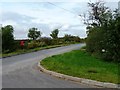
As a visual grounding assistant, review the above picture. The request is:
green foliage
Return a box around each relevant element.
[63,34,81,43]
[28,27,42,40]
[86,27,104,53]
[38,42,46,47]
[39,37,52,45]
[86,1,120,62]
[101,15,120,62]
[13,40,21,50]
[64,34,72,42]
[51,39,59,45]
[50,29,59,39]
[27,40,47,49]
[27,41,38,49]
[2,25,15,53]
[13,40,29,50]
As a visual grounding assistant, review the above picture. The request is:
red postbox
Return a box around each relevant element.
[20,40,24,47]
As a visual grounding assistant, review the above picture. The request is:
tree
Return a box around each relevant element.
[28,27,42,40]
[85,1,112,27]
[2,25,14,52]
[50,29,59,39]
[85,1,120,62]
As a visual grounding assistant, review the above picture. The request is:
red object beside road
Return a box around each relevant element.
[20,41,24,46]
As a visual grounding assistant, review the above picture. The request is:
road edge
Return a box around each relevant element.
[1,44,67,59]
[38,61,119,88]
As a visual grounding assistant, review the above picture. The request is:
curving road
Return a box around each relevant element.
[2,44,96,88]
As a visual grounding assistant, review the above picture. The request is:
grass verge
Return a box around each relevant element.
[1,44,67,58]
[41,50,119,84]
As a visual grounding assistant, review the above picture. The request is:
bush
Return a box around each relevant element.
[86,27,104,53]
[27,41,38,49]
[14,40,21,50]
[86,1,120,63]
[13,40,29,50]
[86,18,120,62]
[38,42,46,47]
[39,37,52,45]
[51,39,59,45]
[63,34,81,43]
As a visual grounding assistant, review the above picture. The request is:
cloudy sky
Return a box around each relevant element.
[0,0,119,39]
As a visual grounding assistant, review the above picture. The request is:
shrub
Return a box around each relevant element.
[51,39,59,45]
[38,42,46,47]
[85,1,120,63]
[27,41,38,49]
[39,37,52,45]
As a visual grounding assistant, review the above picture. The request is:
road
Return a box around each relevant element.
[2,44,95,88]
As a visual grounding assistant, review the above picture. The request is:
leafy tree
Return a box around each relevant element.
[28,27,42,40]
[85,1,120,62]
[2,25,14,53]
[50,29,59,39]
[85,1,112,27]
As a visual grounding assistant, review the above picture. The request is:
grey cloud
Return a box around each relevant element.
[2,12,52,39]
[2,12,35,24]
[14,23,51,39]
[2,11,87,39]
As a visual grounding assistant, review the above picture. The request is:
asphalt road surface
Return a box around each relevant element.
[2,44,96,88]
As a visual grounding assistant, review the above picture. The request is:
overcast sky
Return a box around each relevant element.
[0,0,119,39]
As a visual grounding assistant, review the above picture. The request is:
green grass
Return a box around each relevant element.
[41,50,119,84]
[1,44,66,58]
